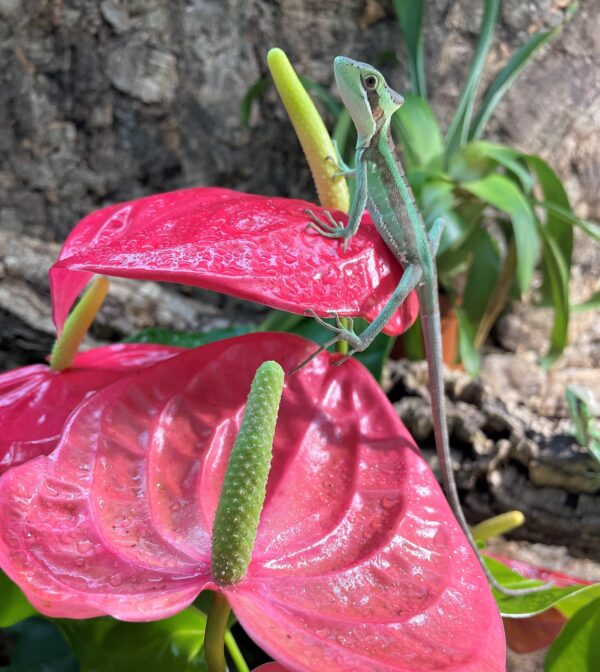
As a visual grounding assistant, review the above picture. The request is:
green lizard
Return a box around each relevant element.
[297,56,542,597]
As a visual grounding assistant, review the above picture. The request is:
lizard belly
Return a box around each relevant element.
[366,194,413,267]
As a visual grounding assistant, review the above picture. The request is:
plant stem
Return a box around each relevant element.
[205,591,232,672]
[50,276,110,371]
[224,629,249,672]
[337,319,349,354]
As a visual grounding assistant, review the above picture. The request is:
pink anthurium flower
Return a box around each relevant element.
[0,333,504,671]
[0,344,180,474]
[49,187,418,337]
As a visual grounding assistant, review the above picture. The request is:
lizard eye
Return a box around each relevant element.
[363,75,378,90]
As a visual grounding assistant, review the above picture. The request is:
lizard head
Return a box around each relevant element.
[334,56,404,147]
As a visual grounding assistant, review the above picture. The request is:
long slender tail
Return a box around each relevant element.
[419,287,546,599]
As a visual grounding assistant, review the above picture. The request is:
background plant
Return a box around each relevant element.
[244,0,599,375]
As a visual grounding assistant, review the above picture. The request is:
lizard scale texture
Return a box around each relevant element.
[211,360,284,585]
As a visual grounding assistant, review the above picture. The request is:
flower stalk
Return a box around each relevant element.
[267,48,350,214]
[50,276,109,371]
[471,510,525,542]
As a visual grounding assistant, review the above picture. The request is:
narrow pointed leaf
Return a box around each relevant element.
[0,333,504,671]
[451,141,534,192]
[240,78,270,127]
[393,0,427,97]
[50,188,418,338]
[445,0,500,156]
[470,28,561,140]
[461,174,538,292]
[537,222,569,368]
[462,228,501,326]
[392,94,443,169]
[572,290,600,312]
[527,155,573,301]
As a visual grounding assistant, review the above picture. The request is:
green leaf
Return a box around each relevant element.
[435,202,486,274]
[392,0,427,98]
[445,0,500,156]
[537,221,570,368]
[454,305,480,376]
[454,141,535,192]
[572,290,600,312]
[461,173,538,292]
[258,309,306,333]
[298,76,342,117]
[556,583,600,619]
[470,28,561,140]
[331,108,356,168]
[545,597,600,671]
[58,607,209,672]
[240,77,270,127]
[124,325,254,348]
[535,201,600,244]
[392,94,444,169]
[484,556,599,618]
[0,617,78,672]
[396,315,425,361]
[0,571,36,627]
[462,228,501,326]
[565,385,600,466]
[527,155,573,276]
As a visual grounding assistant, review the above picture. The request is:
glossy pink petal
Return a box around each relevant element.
[50,187,418,336]
[0,344,180,474]
[0,334,504,669]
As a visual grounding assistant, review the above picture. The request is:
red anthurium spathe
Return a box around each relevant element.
[0,334,504,670]
[0,344,180,474]
[49,188,418,337]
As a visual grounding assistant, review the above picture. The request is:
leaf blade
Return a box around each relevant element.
[445,0,500,155]
[392,0,427,97]
[461,173,538,292]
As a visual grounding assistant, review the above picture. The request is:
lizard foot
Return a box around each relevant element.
[304,208,348,239]
[289,312,364,374]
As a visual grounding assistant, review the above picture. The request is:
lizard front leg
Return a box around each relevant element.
[324,140,356,178]
[291,265,421,372]
[305,151,367,251]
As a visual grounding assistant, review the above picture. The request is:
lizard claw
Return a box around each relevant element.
[303,208,348,240]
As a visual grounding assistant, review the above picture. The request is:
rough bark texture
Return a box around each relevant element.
[1,0,599,242]
[385,357,600,559]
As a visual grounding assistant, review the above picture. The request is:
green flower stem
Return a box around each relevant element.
[224,630,250,672]
[471,510,525,542]
[205,591,232,672]
[267,48,350,213]
[211,360,285,585]
[50,276,110,371]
